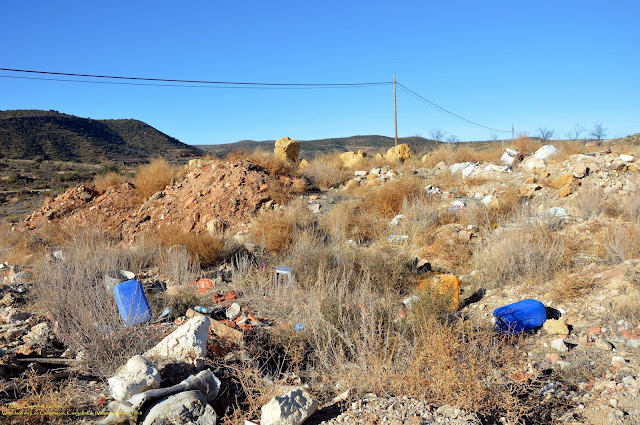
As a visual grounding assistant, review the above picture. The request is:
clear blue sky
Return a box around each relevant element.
[1,1,638,145]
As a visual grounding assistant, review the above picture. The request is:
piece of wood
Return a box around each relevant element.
[209,320,243,344]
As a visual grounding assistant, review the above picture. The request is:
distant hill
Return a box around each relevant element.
[200,135,441,158]
[0,110,201,162]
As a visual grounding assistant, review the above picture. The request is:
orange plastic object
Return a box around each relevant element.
[196,278,215,294]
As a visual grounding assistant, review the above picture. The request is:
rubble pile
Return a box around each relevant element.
[24,159,301,239]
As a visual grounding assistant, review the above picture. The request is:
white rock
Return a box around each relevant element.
[390,215,404,226]
[461,163,477,178]
[532,145,559,161]
[226,303,241,320]
[144,316,210,363]
[354,170,367,177]
[449,162,474,174]
[141,390,216,425]
[261,388,318,425]
[481,195,494,207]
[620,154,635,162]
[484,164,510,172]
[612,356,626,365]
[551,338,568,352]
[108,355,161,402]
[521,157,547,171]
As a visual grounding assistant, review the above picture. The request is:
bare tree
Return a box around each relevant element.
[429,128,448,142]
[590,123,607,141]
[537,127,555,144]
[564,123,586,140]
[489,131,499,142]
[446,135,460,143]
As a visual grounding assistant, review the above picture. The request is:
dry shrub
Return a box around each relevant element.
[250,201,311,253]
[474,221,570,286]
[226,148,252,161]
[168,286,199,317]
[0,223,75,265]
[93,172,125,192]
[510,136,542,156]
[573,182,606,220]
[33,230,162,375]
[620,190,640,223]
[494,187,525,222]
[423,143,503,167]
[301,153,351,188]
[248,149,296,177]
[550,272,596,302]
[604,222,640,263]
[320,200,386,243]
[133,158,176,202]
[153,225,224,267]
[361,176,424,218]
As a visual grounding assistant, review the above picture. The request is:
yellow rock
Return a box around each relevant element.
[366,173,377,180]
[344,180,359,190]
[550,174,576,189]
[375,153,384,161]
[206,219,225,235]
[339,150,367,168]
[299,159,309,169]
[421,153,431,163]
[558,184,573,197]
[385,143,412,162]
[525,176,537,184]
[274,137,300,162]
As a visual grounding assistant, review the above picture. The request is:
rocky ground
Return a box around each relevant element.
[2,140,640,424]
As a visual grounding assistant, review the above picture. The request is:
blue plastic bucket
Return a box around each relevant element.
[493,299,546,334]
[113,280,152,327]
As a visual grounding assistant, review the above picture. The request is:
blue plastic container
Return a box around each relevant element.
[493,299,547,334]
[113,280,152,327]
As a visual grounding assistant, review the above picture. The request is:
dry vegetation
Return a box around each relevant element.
[93,171,125,192]
[133,157,177,202]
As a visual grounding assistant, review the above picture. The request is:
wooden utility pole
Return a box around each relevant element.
[394,74,398,147]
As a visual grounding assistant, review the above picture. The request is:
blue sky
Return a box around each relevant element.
[1,1,638,145]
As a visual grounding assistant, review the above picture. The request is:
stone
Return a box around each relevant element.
[344,180,358,190]
[226,303,241,320]
[108,355,161,402]
[520,157,546,171]
[550,338,568,352]
[572,162,588,178]
[141,390,216,425]
[620,154,635,162]
[532,144,559,160]
[0,308,31,324]
[385,143,412,162]
[261,388,318,425]
[546,352,561,363]
[22,322,51,346]
[339,150,367,168]
[144,316,211,363]
[0,293,15,307]
[595,338,614,351]
[298,159,309,169]
[588,326,602,334]
[550,174,577,189]
[274,137,300,162]
[558,184,573,197]
[543,319,570,335]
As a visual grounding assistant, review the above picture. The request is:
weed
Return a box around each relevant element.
[93,172,125,192]
[133,158,176,202]
[152,225,224,268]
[301,153,351,188]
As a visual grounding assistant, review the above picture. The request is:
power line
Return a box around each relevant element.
[0,74,389,90]
[396,82,510,133]
[0,67,392,87]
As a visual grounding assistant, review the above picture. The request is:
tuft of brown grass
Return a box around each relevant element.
[423,143,504,167]
[226,148,252,161]
[133,158,176,203]
[93,172,125,192]
[301,153,351,188]
[250,200,311,253]
[360,176,424,218]
[573,182,606,220]
[153,225,224,267]
[248,149,296,177]
[320,200,386,243]
[510,136,542,156]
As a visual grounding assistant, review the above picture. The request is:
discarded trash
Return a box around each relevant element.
[450,200,466,209]
[547,207,568,217]
[275,266,294,284]
[484,164,510,173]
[390,214,405,226]
[193,306,214,314]
[104,270,135,294]
[424,185,443,196]
[113,280,152,327]
[419,274,461,310]
[294,323,305,331]
[158,306,173,320]
[387,234,409,245]
[501,148,524,167]
[532,144,559,161]
[493,299,547,334]
[402,295,419,306]
[196,278,215,294]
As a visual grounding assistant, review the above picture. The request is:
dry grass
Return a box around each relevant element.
[32,230,162,376]
[250,200,311,253]
[604,222,640,263]
[573,182,606,220]
[359,176,424,218]
[133,158,176,202]
[152,225,224,267]
[301,153,352,188]
[93,171,125,192]
[320,199,386,243]
[510,136,543,155]
[423,143,504,167]
[549,272,596,302]
[474,219,571,286]
[248,149,297,177]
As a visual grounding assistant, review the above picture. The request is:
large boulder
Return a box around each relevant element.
[385,144,412,162]
[108,355,161,402]
[339,150,367,168]
[261,388,318,425]
[141,390,217,425]
[144,316,210,364]
[274,137,300,162]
